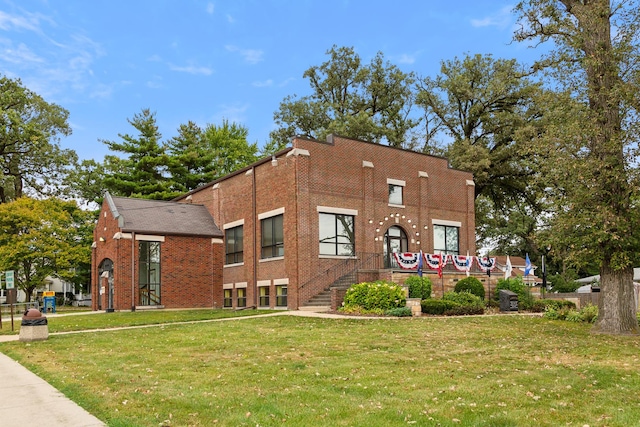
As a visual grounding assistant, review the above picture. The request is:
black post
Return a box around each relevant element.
[541,255,547,297]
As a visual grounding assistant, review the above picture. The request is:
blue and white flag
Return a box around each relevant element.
[524,253,532,276]
[417,250,423,277]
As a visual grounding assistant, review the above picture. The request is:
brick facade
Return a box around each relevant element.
[91,197,223,311]
[177,135,476,310]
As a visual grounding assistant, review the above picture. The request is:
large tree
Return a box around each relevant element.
[166,119,258,193]
[514,0,640,334]
[269,46,419,151]
[416,54,547,253]
[101,109,176,200]
[0,76,76,203]
[0,198,94,302]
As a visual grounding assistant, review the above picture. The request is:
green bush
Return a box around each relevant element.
[454,277,485,300]
[495,277,535,309]
[580,304,598,323]
[343,280,406,311]
[565,309,584,322]
[339,305,386,316]
[444,305,485,316]
[421,299,460,315]
[385,307,413,317]
[530,299,577,313]
[442,291,484,308]
[404,275,432,300]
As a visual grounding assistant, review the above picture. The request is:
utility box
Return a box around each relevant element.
[499,289,519,312]
[43,291,56,313]
[19,308,48,342]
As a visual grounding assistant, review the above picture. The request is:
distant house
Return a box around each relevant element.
[91,195,224,311]
[91,134,478,311]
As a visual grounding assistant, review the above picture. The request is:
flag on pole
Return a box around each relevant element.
[465,251,471,277]
[438,252,444,278]
[417,250,423,278]
[504,255,513,280]
[524,253,532,276]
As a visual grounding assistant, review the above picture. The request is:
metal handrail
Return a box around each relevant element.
[298,252,387,293]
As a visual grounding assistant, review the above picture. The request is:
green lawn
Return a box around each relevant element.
[2,313,640,426]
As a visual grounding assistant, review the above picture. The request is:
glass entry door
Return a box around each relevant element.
[384,226,408,268]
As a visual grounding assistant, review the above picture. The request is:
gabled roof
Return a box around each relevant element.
[106,193,223,238]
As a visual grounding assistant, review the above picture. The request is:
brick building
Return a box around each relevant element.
[173,135,476,310]
[91,195,224,311]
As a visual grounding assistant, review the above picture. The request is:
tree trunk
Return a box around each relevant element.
[592,262,639,335]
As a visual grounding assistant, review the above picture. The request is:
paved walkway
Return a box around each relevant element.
[0,310,372,426]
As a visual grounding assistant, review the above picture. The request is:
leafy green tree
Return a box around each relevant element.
[514,0,640,334]
[269,45,419,151]
[166,119,258,192]
[416,54,548,253]
[0,198,94,301]
[0,75,76,203]
[101,109,177,200]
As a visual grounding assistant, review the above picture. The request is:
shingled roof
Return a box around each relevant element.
[106,193,223,238]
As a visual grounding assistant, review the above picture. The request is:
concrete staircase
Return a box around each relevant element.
[301,271,357,311]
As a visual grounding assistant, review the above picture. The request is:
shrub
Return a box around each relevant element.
[339,305,386,316]
[565,309,584,322]
[444,305,485,316]
[530,299,577,313]
[580,304,598,323]
[404,275,432,300]
[454,277,485,300]
[421,299,460,315]
[495,277,534,309]
[442,291,484,308]
[385,307,413,317]
[343,280,406,311]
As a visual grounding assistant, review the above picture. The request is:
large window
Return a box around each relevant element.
[261,214,284,259]
[139,241,161,306]
[319,213,355,256]
[225,225,243,264]
[433,224,459,255]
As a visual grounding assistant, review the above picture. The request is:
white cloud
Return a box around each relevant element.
[0,41,43,64]
[225,45,264,64]
[470,5,513,29]
[226,14,235,24]
[252,79,273,87]
[0,10,42,32]
[206,3,215,14]
[168,63,213,75]
[394,53,417,65]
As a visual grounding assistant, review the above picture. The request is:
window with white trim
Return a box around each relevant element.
[225,225,243,264]
[433,224,460,255]
[261,214,284,259]
[319,212,355,256]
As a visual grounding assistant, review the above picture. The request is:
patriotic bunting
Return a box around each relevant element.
[393,252,422,270]
[452,255,472,272]
[476,257,497,272]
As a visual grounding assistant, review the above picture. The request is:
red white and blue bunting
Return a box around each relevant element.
[424,253,447,270]
[452,255,472,272]
[391,253,497,275]
[476,257,497,272]
[393,252,422,270]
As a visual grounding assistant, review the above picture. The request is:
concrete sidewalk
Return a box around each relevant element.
[0,351,105,427]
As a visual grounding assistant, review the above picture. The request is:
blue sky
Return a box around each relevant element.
[1,1,542,161]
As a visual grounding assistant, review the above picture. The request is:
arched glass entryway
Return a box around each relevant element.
[383,226,408,268]
[98,258,114,311]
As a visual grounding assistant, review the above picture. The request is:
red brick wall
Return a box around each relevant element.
[178,135,475,310]
[92,199,222,311]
